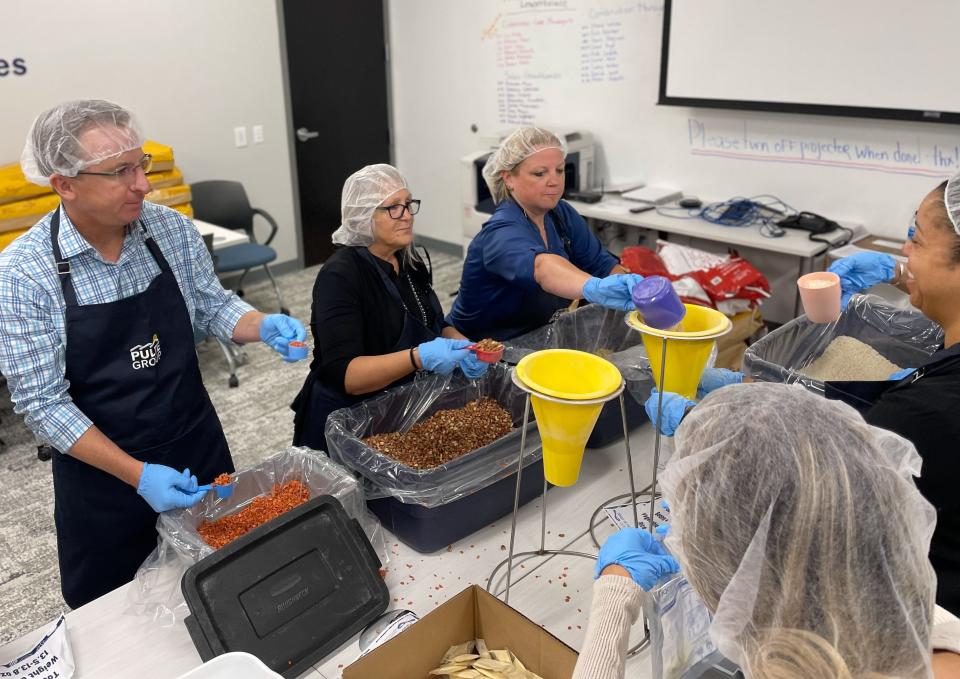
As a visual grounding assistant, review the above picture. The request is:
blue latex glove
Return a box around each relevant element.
[827,252,897,308]
[696,368,743,399]
[581,274,645,312]
[418,338,471,375]
[259,314,308,362]
[889,368,915,381]
[136,463,204,512]
[595,528,680,590]
[644,389,695,436]
[459,352,490,380]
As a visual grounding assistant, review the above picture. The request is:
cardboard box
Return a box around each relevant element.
[717,307,763,349]
[715,341,747,371]
[343,585,579,679]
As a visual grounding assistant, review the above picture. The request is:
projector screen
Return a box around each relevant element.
[659,0,960,124]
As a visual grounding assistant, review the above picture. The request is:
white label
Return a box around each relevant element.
[0,616,74,679]
[356,611,420,660]
[604,500,670,532]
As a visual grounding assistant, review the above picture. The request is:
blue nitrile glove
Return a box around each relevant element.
[259,314,308,362]
[644,389,695,436]
[459,352,490,380]
[417,338,471,375]
[696,368,743,399]
[136,463,204,512]
[827,252,897,308]
[889,368,915,381]
[581,274,645,312]
[595,528,680,590]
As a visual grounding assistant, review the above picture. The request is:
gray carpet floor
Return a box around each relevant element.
[0,249,463,645]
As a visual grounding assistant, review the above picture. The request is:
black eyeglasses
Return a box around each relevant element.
[377,199,421,219]
[76,153,153,183]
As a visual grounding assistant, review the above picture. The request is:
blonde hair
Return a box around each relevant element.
[482,127,565,205]
[666,383,935,679]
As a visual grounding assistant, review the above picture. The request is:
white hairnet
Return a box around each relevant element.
[482,127,567,205]
[20,99,144,186]
[331,164,408,247]
[661,382,936,679]
[942,170,960,235]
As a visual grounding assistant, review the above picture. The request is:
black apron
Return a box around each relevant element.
[49,208,233,608]
[292,249,442,452]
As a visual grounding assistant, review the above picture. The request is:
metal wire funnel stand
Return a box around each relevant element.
[486,369,639,606]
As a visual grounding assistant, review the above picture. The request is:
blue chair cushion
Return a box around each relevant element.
[215,243,278,272]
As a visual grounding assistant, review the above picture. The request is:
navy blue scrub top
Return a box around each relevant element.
[446,199,617,340]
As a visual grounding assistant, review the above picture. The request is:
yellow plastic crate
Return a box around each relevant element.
[172,202,194,218]
[0,163,51,206]
[144,140,174,172]
[0,228,29,251]
[147,167,183,190]
[146,183,191,207]
[0,194,60,233]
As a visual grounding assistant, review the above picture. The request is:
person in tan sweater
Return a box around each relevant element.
[574,383,960,679]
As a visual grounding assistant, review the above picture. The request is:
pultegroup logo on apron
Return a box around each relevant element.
[130,334,161,370]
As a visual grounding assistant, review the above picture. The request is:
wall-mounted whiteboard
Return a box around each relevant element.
[387,0,960,247]
[661,0,960,124]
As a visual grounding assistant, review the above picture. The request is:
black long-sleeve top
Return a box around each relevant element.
[308,246,445,395]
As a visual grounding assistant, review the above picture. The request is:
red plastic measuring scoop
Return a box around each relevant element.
[467,341,504,363]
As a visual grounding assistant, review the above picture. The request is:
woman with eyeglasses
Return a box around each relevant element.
[292,164,488,452]
[446,126,642,341]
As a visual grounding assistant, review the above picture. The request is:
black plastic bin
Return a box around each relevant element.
[505,305,653,448]
[326,366,545,553]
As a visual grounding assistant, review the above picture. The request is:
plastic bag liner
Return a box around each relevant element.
[743,293,943,395]
[644,574,727,679]
[503,305,655,447]
[325,363,542,508]
[127,447,385,628]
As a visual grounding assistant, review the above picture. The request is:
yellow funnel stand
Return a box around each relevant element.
[626,304,732,399]
[514,349,623,486]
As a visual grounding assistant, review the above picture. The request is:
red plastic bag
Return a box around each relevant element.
[621,246,671,278]
[690,257,770,303]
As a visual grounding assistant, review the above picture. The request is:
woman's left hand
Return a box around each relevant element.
[459,352,489,379]
[595,528,680,590]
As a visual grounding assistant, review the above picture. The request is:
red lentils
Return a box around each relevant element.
[198,479,309,548]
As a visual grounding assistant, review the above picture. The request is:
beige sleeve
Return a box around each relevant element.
[932,605,960,655]
[572,575,645,679]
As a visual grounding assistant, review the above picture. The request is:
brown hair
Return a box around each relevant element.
[926,180,960,264]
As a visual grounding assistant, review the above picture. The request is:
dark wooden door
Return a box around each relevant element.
[282,0,391,266]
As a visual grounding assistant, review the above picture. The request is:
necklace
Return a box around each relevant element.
[400,270,429,326]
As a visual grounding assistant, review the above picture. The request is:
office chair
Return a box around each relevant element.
[191,180,290,315]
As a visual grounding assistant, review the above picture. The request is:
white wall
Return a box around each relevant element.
[1,1,300,266]
[387,0,960,247]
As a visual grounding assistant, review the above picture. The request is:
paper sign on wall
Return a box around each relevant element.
[0,615,74,679]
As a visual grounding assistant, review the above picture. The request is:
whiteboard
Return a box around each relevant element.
[387,0,960,248]
[662,0,960,121]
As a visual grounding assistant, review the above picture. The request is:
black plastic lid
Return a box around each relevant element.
[182,495,388,678]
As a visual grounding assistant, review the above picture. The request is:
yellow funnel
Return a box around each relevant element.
[515,349,623,486]
[626,304,732,400]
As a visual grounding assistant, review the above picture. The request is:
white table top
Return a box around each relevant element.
[0,424,662,679]
[569,196,857,258]
[192,219,249,250]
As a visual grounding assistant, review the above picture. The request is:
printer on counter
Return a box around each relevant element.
[459,130,595,246]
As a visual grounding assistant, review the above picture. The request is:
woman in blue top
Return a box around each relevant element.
[447,127,642,340]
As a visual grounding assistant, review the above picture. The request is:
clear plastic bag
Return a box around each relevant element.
[743,294,943,395]
[127,447,385,627]
[504,304,654,404]
[644,575,721,679]
[324,364,541,508]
